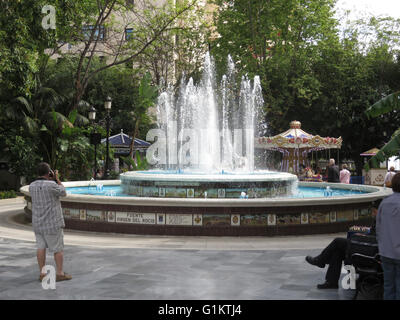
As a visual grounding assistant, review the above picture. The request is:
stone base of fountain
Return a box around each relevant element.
[120,170,298,198]
[21,180,391,237]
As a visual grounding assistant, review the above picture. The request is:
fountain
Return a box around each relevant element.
[120,53,298,198]
[20,54,392,236]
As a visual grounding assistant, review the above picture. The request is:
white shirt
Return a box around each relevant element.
[384,171,396,186]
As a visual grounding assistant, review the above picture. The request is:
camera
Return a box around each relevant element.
[49,170,55,179]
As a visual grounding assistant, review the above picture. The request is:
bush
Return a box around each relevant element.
[0,190,17,199]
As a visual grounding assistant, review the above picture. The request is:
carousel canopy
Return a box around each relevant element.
[255,120,342,152]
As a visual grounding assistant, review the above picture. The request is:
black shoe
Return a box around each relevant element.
[305,256,325,268]
[317,281,339,289]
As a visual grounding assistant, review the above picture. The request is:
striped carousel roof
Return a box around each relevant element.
[255,121,342,151]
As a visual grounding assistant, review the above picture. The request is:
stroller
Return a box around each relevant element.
[346,233,384,300]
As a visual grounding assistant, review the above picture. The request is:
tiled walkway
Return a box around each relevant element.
[0,198,355,300]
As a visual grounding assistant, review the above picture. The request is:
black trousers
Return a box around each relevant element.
[317,237,348,284]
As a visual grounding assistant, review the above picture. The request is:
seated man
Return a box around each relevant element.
[305,199,381,289]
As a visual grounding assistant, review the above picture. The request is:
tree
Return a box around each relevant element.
[0,0,98,98]
[210,0,400,174]
[211,0,339,129]
[54,0,200,112]
[134,0,211,87]
[4,75,89,166]
[128,72,158,159]
[0,0,45,98]
[1,135,42,183]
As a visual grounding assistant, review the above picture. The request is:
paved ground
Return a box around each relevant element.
[0,198,356,300]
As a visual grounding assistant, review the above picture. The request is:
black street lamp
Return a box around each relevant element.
[104,96,112,179]
[89,106,101,179]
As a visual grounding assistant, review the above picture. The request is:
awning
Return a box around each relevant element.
[360,147,380,157]
[101,129,151,149]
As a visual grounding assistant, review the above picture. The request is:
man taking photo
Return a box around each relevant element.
[29,162,72,282]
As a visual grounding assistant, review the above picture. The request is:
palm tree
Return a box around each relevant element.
[364,91,400,170]
[5,75,89,168]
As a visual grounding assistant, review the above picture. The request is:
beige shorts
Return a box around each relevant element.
[35,229,64,253]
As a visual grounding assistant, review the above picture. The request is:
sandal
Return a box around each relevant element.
[39,273,47,282]
[56,273,72,282]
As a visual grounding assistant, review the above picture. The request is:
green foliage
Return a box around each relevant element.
[364,92,400,170]
[211,0,339,128]
[0,190,17,200]
[138,73,159,112]
[3,135,42,183]
[0,0,99,98]
[46,57,154,140]
[211,0,400,174]
[366,91,400,118]
[51,109,96,180]
[133,0,210,86]
[3,0,400,178]
[365,132,400,171]
[126,72,158,158]
[121,151,149,171]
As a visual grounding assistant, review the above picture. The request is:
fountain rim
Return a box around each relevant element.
[20,180,392,208]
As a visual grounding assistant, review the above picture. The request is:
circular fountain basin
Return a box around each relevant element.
[120,170,298,198]
[20,180,392,237]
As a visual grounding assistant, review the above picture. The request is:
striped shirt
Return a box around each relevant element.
[29,179,67,234]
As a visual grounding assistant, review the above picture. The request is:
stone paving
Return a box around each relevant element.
[0,198,356,300]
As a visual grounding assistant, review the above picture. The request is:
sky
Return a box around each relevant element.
[335,0,400,20]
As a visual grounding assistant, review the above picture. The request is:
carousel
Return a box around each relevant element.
[256,121,342,175]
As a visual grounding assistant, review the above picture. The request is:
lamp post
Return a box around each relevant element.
[104,96,112,179]
[88,106,99,179]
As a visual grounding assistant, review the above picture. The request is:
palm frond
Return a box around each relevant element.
[68,109,78,124]
[74,113,89,126]
[5,105,19,120]
[36,87,63,107]
[23,117,39,135]
[13,96,33,115]
[45,111,73,131]
[77,99,90,110]
[365,132,400,170]
[365,91,400,118]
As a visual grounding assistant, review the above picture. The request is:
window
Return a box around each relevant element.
[82,25,106,41]
[125,28,134,41]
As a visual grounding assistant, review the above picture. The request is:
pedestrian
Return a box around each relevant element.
[384,166,396,188]
[376,172,400,300]
[305,199,381,289]
[340,164,351,184]
[327,158,340,183]
[29,162,72,282]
